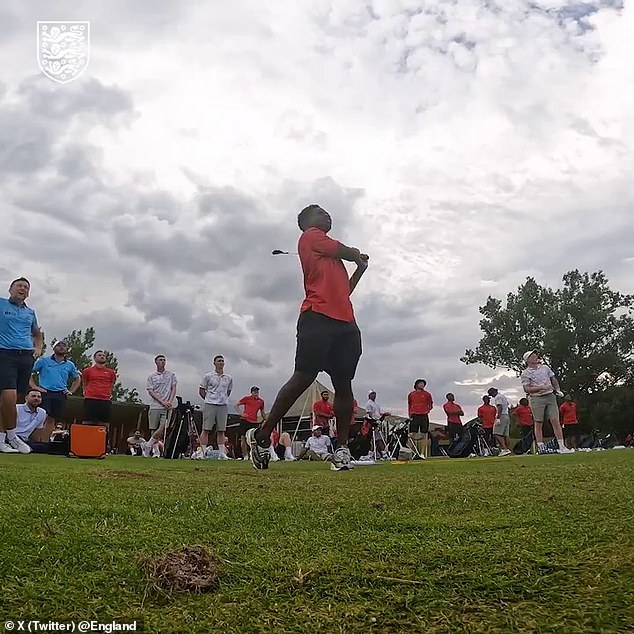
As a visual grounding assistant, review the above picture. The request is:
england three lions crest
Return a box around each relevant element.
[37,21,90,84]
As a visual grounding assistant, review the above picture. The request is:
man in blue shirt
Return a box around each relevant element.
[30,339,81,424]
[0,277,43,454]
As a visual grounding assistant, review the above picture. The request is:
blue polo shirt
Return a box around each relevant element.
[33,355,80,391]
[0,297,38,350]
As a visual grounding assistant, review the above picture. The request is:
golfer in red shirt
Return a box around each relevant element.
[81,350,116,425]
[559,394,580,449]
[477,395,497,444]
[246,204,368,471]
[236,386,266,459]
[443,393,464,443]
[407,379,433,458]
[312,390,334,435]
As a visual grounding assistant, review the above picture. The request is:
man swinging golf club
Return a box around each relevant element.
[246,204,368,471]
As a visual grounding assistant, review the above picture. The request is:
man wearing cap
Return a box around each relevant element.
[487,387,512,456]
[236,386,266,460]
[297,425,333,461]
[30,339,81,432]
[0,277,43,454]
[520,350,571,454]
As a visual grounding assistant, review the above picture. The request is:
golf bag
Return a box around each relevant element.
[163,397,197,459]
[447,425,474,458]
[513,427,534,454]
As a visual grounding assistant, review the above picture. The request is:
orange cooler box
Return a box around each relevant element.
[69,424,107,459]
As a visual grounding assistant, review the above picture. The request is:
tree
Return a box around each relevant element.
[51,327,142,404]
[462,270,634,430]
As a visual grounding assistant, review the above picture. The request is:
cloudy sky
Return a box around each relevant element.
[1,0,633,421]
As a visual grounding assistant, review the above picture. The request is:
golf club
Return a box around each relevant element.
[272,249,298,256]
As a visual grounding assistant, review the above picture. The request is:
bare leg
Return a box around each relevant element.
[257,371,316,444]
[331,376,353,446]
[199,430,210,447]
[422,432,429,458]
[534,421,544,444]
[0,390,18,431]
[551,417,565,444]
[217,431,227,453]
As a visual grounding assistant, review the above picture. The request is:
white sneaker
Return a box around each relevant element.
[8,436,31,454]
[218,452,231,460]
[330,446,354,471]
[558,445,573,454]
[500,449,512,457]
[0,442,19,454]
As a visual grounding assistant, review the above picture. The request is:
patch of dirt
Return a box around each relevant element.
[99,470,155,479]
[370,500,386,510]
[143,546,221,594]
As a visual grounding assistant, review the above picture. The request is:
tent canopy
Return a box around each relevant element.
[284,380,367,419]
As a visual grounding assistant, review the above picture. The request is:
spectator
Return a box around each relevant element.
[312,390,334,437]
[477,395,497,445]
[146,354,177,440]
[127,430,147,456]
[15,389,47,443]
[30,339,80,437]
[49,422,69,443]
[236,386,266,460]
[513,397,535,453]
[0,277,43,454]
[407,379,433,458]
[199,354,233,460]
[443,393,464,443]
[272,430,296,461]
[81,350,117,425]
[559,394,580,450]
[487,387,512,456]
[298,425,333,461]
[520,350,571,454]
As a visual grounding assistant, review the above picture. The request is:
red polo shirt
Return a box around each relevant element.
[238,394,265,423]
[514,405,534,427]
[477,404,497,429]
[443,401,463,425]
[298,227,354,323]
[559,402,578,425]
[408,389,433,416]
[313,399,334,425]
[82,365,116,401]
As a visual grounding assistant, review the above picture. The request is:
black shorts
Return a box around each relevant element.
[447,422,463,441]
[274,444,286,460]
[483,428,494,444]
[410,414,430,434]
[563,425,580,438]
[294,311,362,382]
[40,391,67,420]
[239,419,260,437]
[0,349,35,394]
[83,398,112,424]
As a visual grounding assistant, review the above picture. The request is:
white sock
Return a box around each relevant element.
[201,445,208,452]
[0,432,5,444]
[6,429,17,441]
[147,437,156,448]
[558,438,567,449]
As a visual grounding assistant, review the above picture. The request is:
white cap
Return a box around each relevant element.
[522,350,536,363]
[312,425,323,432]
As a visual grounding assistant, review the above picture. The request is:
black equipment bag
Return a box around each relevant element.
[163,398,192,459]
[513,428,534,454]
[447,427,474,458]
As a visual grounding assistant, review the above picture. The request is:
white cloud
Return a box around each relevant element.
[0,0,632,421]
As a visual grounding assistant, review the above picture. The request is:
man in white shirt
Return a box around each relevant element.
[15,389,47,447]
[146,355,177,434]
[487,387,512,456]
[520,350,571,454]
[298,425,332,461]
[365,390,383,422]
[198,354,233,459]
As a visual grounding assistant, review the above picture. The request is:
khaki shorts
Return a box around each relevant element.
[529,393,559,424]
[203,403,228,432]
[148,409,168,431]
[493,414,510,437]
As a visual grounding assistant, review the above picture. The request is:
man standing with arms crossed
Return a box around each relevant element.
[236,386,266,460]
[0,278,43,454]
[246,204,368,471]
[199,354,233,459]
[520,350,571,454]
[146,354,177,442]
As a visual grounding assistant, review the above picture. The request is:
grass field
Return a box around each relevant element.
[1,451,633,634]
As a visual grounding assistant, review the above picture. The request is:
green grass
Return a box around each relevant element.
[1,451,633,633]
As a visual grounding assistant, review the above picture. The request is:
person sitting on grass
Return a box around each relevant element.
[15,389,47,444]
[272,430,296,461]
[127,430,147,456]
[297,425,332,461]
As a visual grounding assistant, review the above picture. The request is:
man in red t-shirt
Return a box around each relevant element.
[477,395,497,445]
[512,397,535,453]
[81,350,117,425]
[236,386,266,459]
[246,204,368,471]
[407,379,433,458]
[312,390,334,435]
[559,394,580,449]
[443,393,464,443]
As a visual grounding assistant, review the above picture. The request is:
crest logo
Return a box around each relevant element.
[37,21,90,84]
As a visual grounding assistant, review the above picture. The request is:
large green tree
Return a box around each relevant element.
[50,327,142,404]
[462,270,634,429]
